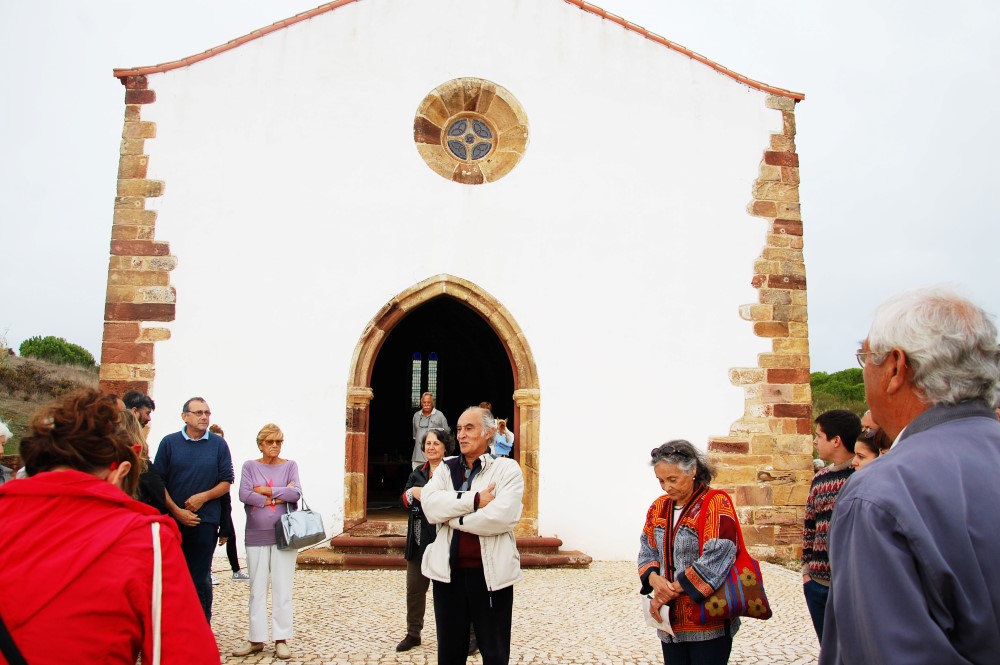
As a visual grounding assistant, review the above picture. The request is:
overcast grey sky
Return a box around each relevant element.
[2,0,997,373]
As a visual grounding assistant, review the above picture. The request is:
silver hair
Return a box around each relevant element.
[462,406,496,440]
[0,420,12,441]
[867,287,1000,406]
[649,440,715,485]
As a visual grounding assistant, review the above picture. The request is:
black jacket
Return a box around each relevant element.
[402,463,437,561]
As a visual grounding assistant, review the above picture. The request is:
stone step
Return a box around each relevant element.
[327,535,407,555]
[296,548,593,570]
[344,520,408,538]
[325,535,568,555]
[297,535,592,570]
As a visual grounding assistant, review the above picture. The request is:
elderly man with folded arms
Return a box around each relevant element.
[420,405,523,665]
[821,288,1000,664]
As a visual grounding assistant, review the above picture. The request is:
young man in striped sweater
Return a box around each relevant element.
[802,409,861,643]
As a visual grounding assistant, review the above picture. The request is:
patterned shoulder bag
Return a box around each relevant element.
[693,489,772,623]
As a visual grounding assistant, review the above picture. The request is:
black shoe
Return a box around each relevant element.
[396,635,421,652]
[468,635,479,656]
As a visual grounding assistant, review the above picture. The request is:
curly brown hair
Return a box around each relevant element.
[20,388,140,497]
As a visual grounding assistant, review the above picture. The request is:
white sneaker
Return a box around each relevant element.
[210,574,219,585]
[232,570,250,580]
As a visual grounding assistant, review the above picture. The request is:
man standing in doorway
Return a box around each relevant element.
[421,406,523,665]
[412,392,449,470]
[154,397,234,622]
[821,288,1000,664]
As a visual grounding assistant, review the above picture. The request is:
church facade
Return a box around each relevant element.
[100,0,811,562]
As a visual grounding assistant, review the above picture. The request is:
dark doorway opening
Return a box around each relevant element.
[367,296,515,512]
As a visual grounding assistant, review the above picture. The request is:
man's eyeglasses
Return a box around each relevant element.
[860,426,876,440]
[185,410,211,417]
[855,350,880,368]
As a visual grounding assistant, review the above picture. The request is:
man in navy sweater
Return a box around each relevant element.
[154,397,234,622]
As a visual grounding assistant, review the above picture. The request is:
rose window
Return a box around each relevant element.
[413,78,529,185]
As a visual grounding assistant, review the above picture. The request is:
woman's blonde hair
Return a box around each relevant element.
[257,423,284,444]
[119,409,149,473]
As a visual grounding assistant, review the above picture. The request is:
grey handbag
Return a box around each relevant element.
[274,491,326,550]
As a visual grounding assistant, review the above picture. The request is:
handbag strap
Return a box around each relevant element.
[151,522,162,665]
[287,488,309,513]
[694,488,749,555]
[0,612,28,665]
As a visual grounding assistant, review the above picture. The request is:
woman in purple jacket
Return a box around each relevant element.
[231,423,301,660]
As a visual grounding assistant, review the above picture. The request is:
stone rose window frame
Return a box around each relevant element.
[414,77,529,185]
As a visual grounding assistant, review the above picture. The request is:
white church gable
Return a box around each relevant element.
[103,0,810,562]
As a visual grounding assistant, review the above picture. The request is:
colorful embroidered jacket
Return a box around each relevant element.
[638,484,741,642]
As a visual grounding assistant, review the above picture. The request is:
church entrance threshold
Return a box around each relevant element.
[298,534,592,570]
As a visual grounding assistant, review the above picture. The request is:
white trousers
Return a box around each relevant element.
[246,544,298,642]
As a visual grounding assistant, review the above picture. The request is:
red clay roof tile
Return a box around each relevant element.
[113,0,804,101]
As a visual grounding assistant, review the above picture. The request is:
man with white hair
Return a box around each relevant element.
[820,288,1000,664]
[421,405,523,665]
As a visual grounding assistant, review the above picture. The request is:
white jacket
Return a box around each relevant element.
[420,453,524,590]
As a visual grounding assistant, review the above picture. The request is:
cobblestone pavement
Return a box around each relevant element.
[211,559,818,664]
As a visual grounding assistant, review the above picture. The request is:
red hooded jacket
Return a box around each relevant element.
[0,469,219,664]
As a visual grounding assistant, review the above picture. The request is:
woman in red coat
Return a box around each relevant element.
[0,388,219,664]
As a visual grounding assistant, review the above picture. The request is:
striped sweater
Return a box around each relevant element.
[801,460,854,585]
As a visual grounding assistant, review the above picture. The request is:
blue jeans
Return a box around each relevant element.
[803,578,829,643]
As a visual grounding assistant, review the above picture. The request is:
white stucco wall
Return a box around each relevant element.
[137,0,783,560]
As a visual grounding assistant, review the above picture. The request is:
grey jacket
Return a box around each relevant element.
[820,400,1000,665]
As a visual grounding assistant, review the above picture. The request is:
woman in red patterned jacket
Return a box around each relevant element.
[638,440,741,665]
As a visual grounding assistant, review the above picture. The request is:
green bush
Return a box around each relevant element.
[811,368,867,422]
[19,336,95,368]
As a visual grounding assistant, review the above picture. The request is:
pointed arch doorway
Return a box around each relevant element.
[344,274,540,537]
[368,297,513,508]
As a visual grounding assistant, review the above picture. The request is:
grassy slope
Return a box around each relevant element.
[0,354,99,455]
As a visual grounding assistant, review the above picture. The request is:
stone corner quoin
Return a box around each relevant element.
[709,93,811,565]
[99,74,175,399]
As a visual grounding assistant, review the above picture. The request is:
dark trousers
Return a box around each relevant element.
[406,558,431,637]
[224,514,241,572]
[660,633,733,665]
[432,567,513,665]
[803,579,829,642]
[179,522,218,622]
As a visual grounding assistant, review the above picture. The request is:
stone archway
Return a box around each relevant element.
[343,274,540,537]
